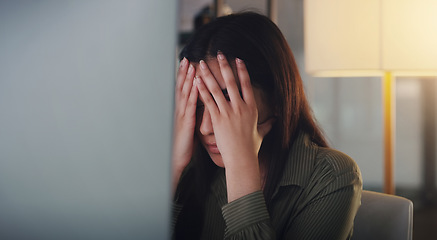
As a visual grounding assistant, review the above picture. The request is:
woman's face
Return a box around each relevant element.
[194,58,272,168]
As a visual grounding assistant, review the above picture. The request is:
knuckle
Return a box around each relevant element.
[232,105,242,115]
[177,72,187,81]
[179,91,188,100]
[200,94,211,103]
[175,78,183,87]
[211,88,222,96]
[188,96,197,105]
[202,71,212,79]
[241,77,251,85]
[220,60,230,68]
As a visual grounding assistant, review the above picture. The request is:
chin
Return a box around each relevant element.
[209,154,225,168]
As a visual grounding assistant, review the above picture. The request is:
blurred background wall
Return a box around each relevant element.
[0,1,176,239]
[179,0,437,239]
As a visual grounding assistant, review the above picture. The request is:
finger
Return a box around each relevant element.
[185,81,199,118]
[176,58,189,93]
[199,60,229,111]
[181,64,196,99]
[195,75,219,117]
[236,58,256,106]
[216,51,241,103]
[257,117,276,138]
[177,64,195,111]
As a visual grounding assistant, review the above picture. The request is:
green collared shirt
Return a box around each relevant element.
[173,132,362,239]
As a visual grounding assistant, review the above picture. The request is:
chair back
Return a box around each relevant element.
[352,190,413,240]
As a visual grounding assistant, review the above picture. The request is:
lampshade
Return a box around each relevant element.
[304,0,437,77]
[304,0,437,195]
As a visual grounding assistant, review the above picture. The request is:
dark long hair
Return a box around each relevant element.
[175,11,328,237]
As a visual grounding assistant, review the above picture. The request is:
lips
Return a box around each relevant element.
[205,142,220,154]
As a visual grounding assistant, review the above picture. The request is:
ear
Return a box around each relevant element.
[257,117,277,138]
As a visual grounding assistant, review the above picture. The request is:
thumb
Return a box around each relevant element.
[257,117,276,138]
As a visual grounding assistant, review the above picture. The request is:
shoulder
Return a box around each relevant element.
[311,147,362,193]
[315,147,361,177]
[281,132,361,189]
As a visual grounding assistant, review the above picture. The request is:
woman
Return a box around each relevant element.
[172,12,362,239]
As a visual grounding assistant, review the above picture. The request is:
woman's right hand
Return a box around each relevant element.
[172,58,198,195]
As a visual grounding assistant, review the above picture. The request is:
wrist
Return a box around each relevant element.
[222,151,258,170]
[225,156,261,202]
[172,160,189,196]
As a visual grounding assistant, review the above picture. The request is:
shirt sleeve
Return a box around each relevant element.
[171,202,183,235]
[284,149,362,239]
[221,191,276,239]
[171,164,192,238]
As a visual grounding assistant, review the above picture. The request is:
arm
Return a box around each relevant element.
[171,58,198,237]
[218,154,361,240]
[222,191,276,239]
[196,53,276,239]
[196,53,274,202]
[172,58,198,196]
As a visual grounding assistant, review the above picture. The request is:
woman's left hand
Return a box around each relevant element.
[195,52,273,201]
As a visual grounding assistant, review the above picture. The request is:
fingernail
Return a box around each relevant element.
[200,60,207,70]
[217,51,224,60]
[188,64,194,73]
[236,58,243,64]
[180,58,187,68]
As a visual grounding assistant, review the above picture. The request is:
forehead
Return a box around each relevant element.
[194,58,240,89]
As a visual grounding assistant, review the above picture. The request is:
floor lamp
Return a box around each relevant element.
[304,0,437,194]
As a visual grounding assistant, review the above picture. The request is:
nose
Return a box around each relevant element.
[199,107,214,136]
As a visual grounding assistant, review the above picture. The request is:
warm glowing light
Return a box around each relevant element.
[304,0,437,77]
[304,0,437,195]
